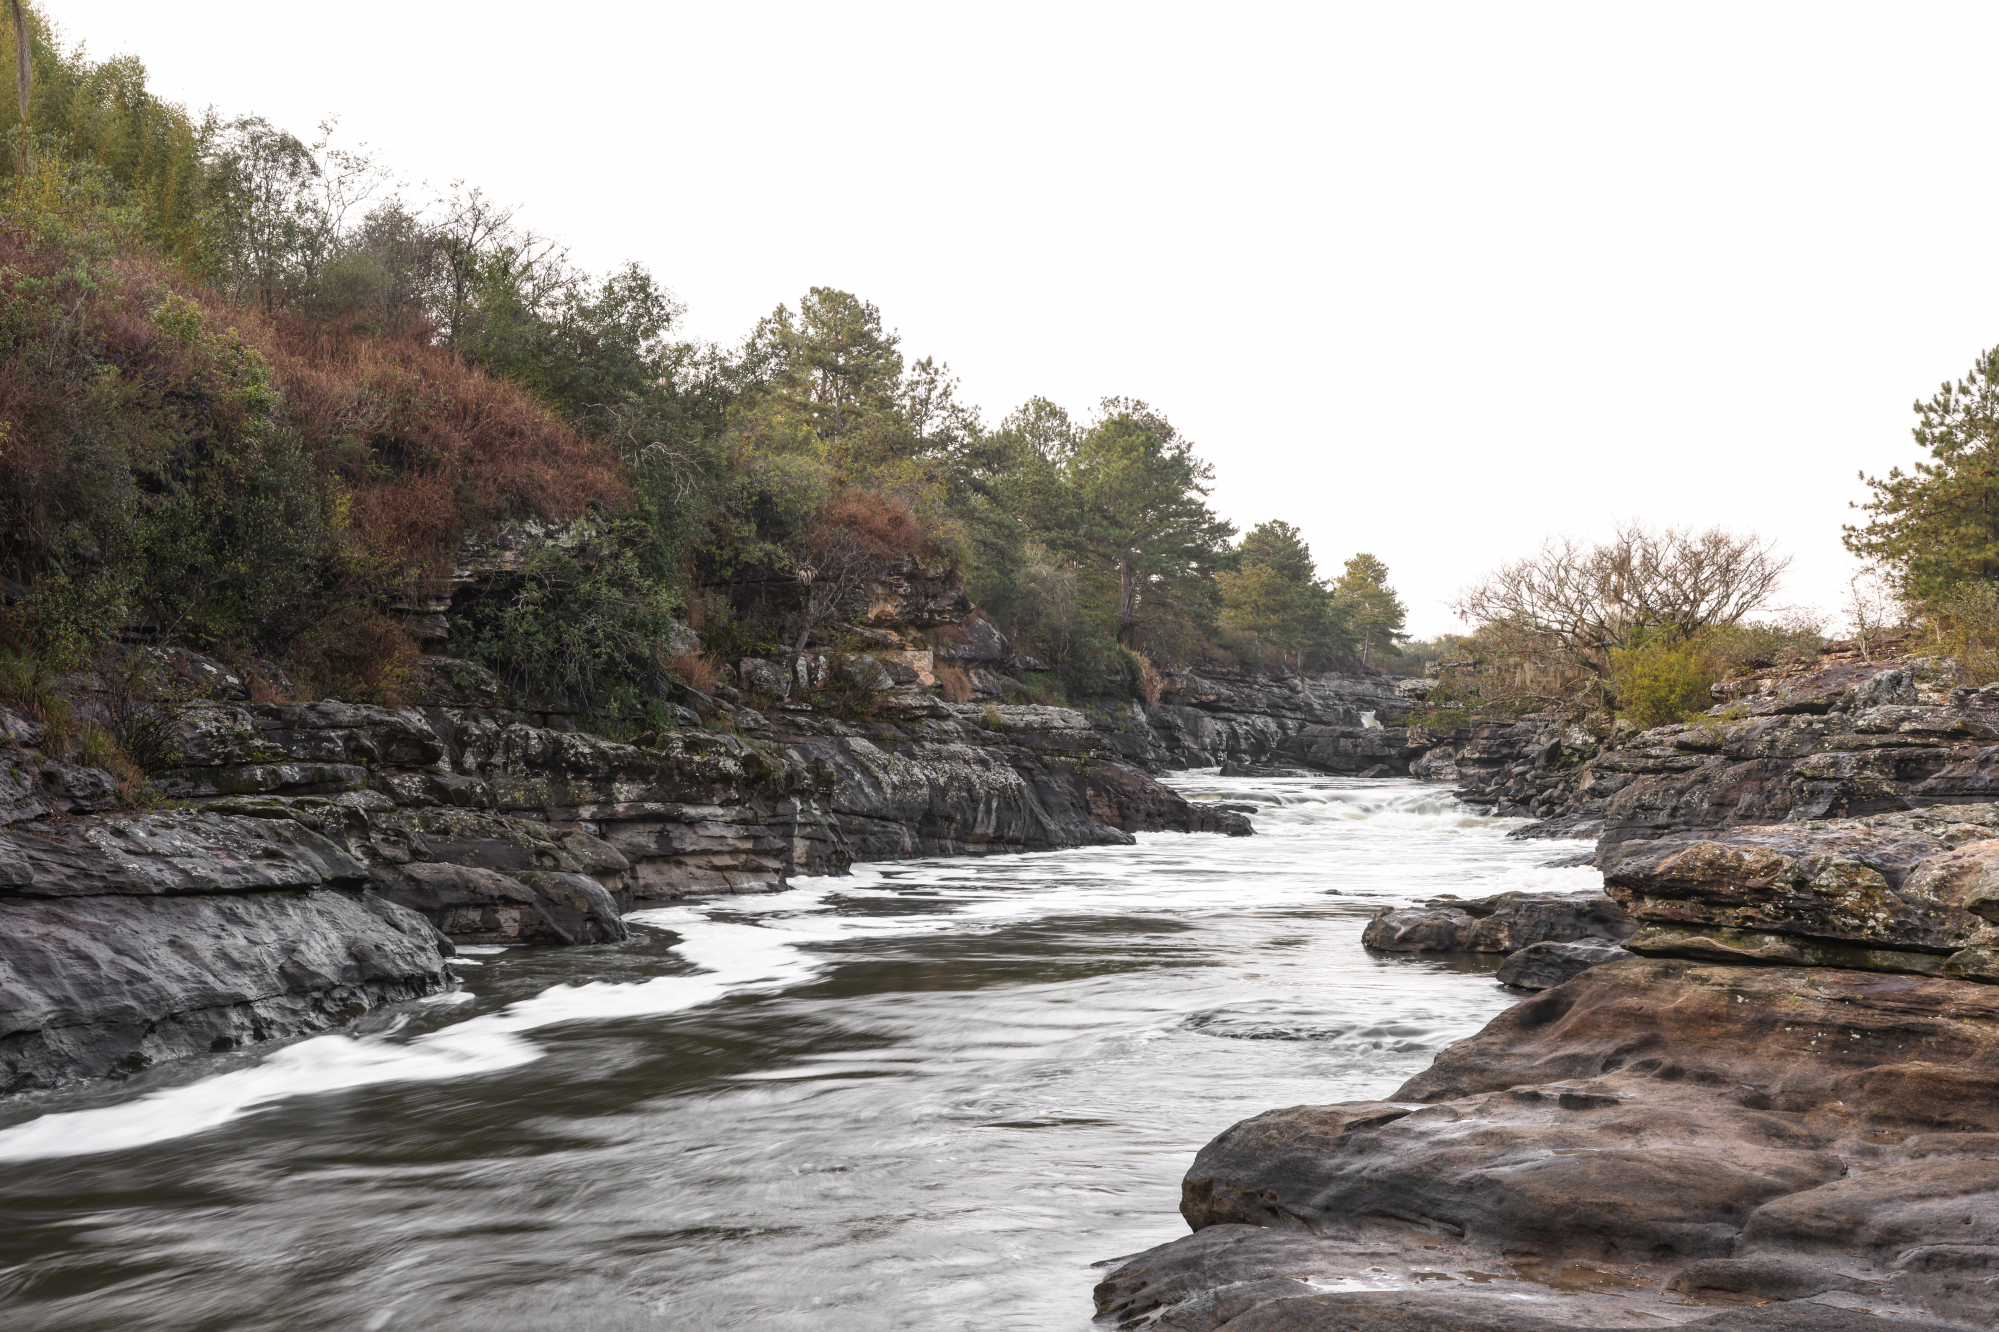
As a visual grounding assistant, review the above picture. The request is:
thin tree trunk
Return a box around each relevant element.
[1117,555,1137,640]
[8,0,29,174]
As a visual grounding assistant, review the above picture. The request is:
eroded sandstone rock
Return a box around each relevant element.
[1603,809,1999,980]
[1100,959,1999,1330]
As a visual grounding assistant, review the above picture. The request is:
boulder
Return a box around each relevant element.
[0,888,450,1093]
[1495,937,1634,990]
[1362,890,1636,954]
[374,862,627,945]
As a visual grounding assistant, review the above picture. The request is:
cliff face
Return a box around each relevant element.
[1081,668,1424,774]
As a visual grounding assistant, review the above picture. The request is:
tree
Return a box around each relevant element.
[1333,553,1408,666]
[1060,400,1234,641]
[1451,523,1789,706]
[1219,521,1351,668]
[1237,520,1316,585]
[1217,562,1299,664]
[1846,345,1999,602]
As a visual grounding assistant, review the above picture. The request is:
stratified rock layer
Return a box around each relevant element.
[1099,958,1999,1330]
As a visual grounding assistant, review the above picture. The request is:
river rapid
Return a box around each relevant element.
[0,775,1596,1331]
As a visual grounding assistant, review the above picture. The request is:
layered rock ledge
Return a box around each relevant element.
[1097,957,1999,1330]
[1,668,1251,1092]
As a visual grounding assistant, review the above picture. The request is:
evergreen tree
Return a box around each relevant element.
[1059,400,1235,642]
[1333,553,1408,666]
[1846,345,1999,601]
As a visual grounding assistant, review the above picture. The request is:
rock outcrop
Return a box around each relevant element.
[1411,650,1999,848]
[1097,957,1999,1330]
[1095,668,1422,773]
[2,649,1254,1091]
[1361,889,1637,955]
[1602,803,1999,982]
[0,802,453,1094]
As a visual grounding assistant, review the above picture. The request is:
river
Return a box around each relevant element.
[0,775,1596,1331]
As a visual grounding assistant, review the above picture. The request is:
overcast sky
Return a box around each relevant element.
[55,1,1999,636]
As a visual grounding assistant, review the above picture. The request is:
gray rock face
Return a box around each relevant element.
[1361,889,1637,954]
[1601,805,1999,981]
[1082,669,1417,773]
[2,640,1267,1090]
[0,888,449,1093]
[1495,938,1635,990]
[1419,652,1999,846]
[1099,958,1999,1331]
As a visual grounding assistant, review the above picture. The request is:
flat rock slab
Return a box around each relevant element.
[1104,958,1999,1330]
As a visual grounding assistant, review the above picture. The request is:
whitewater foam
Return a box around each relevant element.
[0,776,1594,1164]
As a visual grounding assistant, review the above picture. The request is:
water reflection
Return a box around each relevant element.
[0,776,1595,1331]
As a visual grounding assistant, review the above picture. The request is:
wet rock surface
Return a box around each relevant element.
[0,889,450,1094]
[1099,957,1999,1330]
[1361,889,1637,955]
[1494,937,1635,990]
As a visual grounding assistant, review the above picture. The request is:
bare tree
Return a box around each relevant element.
[789,523,896,655]
[1452,522,1790,683]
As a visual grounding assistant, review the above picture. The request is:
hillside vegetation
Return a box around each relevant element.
[0,5,1410,764]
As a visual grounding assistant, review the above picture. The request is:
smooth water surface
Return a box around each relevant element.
[0,776,1595,1331]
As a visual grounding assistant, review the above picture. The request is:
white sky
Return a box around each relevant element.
[53,1,1999,636]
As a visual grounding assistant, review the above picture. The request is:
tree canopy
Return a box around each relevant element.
[1845,345,1999,603]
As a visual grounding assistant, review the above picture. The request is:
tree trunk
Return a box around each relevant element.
[1117,555,1137,641]
[8,0,29,174]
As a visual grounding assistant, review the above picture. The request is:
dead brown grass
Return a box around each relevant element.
[218,302,628,586]
[935,664,972,703]
[666,653,719,694]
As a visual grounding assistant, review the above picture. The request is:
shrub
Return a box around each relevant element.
[286,606,421,704]
[1698,618,1824,678]
[1611,638,1713,730]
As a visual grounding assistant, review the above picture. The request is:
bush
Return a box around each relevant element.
[1698,618,1824,678]
[454,517,679,707]
[1611,638,1713,730]
[287,606,421,704]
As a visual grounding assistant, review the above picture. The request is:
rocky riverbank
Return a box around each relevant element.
[0,650,1252,1094]
[1101,648,1999,1330]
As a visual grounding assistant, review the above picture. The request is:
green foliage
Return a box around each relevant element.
[1698,618,1825,679]
[1214,525,1405,672]
[1332,553,1408,665]
[1847,344,1999,603]
[1611,637,1713,730]
[0,9,213,266]
[455,518,681,707]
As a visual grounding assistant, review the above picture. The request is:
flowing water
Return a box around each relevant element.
[0,775,1596,1331]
